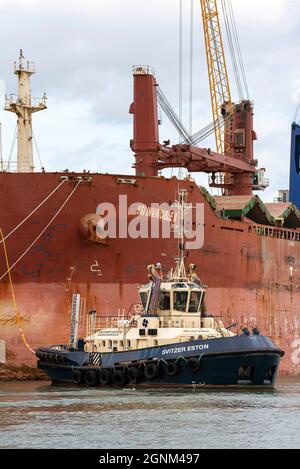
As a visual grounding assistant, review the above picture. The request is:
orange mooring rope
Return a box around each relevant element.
[0,227,35,354]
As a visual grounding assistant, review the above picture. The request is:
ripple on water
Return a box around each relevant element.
[0,378,299,449]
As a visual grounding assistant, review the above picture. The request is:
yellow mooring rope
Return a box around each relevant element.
[0,227,35,355]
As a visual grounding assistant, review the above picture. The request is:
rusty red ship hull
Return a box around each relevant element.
[0,171,299,375]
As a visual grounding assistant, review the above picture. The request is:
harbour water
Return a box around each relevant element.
[0,378,299,449]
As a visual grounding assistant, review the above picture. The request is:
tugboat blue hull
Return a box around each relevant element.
[37,335,284,389]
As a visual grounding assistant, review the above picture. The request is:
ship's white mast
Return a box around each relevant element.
[4,50,47,172]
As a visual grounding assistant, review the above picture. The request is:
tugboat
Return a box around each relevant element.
[36,256,284,388]
[36,192,285,389]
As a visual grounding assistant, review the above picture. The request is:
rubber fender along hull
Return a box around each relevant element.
[37,335,284,388]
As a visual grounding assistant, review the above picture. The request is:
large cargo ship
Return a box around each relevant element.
[0,3,300,375]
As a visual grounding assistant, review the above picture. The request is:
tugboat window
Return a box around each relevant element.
[140,291,149,309]
[189,291,202,313]
[158,292,170,310]
[173,291,188,312]
[171,283,187,289]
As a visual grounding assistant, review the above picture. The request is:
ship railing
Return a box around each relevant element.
[84,313,204,333]
[253,177,270,191]
[14,60,36,74]
[213,317,232,337]
[0,161,36,172]
[85,314,140,337]
[83,311,241,338]
[49,344,68,351]
[133,65,155,76]
[4,93,47,109]
[255,226,300,242]
[126,303,144,318]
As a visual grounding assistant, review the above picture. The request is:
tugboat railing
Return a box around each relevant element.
[84,312,232,333]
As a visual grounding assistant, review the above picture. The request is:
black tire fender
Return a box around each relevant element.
[72,368,83,385]
[84,369,98,387]
[99,368,111,386]
[188,357,200,373]
[144,363,159,380]
[127,366,139,384]
[166,361,180,377]
[112,369,126,386]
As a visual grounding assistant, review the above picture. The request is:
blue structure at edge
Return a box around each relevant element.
[289,122,300,209]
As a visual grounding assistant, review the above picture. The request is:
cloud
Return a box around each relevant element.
[0,0,299,201]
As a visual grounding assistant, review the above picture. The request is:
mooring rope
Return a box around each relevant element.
[0,179,82,282]
[0,227,35,354]
[0,178,67,245]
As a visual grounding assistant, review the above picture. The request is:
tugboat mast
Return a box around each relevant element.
[4,50,47,172]
[171,189,188,281]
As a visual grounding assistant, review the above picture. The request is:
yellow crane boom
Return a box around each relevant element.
[200,0,232,154]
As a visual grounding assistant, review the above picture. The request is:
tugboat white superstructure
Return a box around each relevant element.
[84,261,233,356]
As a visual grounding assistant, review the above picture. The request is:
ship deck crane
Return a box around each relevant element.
[130,1,269,196]
[200,0,232,156]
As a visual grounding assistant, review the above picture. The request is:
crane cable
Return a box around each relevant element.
[228,0,250,99]
[177,0,184,180]
[0,179,82,282]
[32,130,44,171]
[221,0,249,101]
[179,0,183,143]
[189,0,194,135]
[0,227,35,354]
[221,0,243,100]
[157,86,192,144]
[6,124,17,171]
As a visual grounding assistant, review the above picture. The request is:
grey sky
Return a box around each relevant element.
[0,0,299,200]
